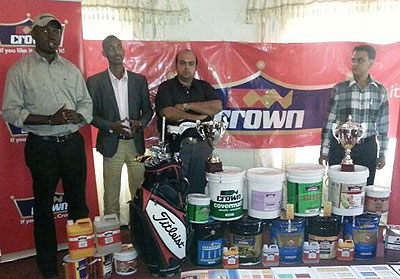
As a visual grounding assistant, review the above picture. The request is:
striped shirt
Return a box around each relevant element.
[320,76,389,158]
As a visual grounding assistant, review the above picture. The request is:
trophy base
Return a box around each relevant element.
[340,163,355,172]
[206,161,223,173]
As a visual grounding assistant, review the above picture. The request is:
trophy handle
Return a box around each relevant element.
[358,123,366,141]
[196,120,206,140]
[332,123,340,143]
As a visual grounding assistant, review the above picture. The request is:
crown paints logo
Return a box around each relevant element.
[0,14,66,47]
[11,193,69,224]
[214,71,332,133]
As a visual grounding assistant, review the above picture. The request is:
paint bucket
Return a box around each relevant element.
[365,185,391,214]
[271,218,305,264]
[285,163,325,217]
[88,253,113,279]
[307,215,341,259]
[207,166,245,221]
[327,165,369,216]
[351,213,380,259]
[191,220,224,266]
[247,167,285,219]
[113,246,138,275]
[63,255,88,279]
[385,225,400,262]
[229,215,263,265]
[187,193,211,223]
[67,218,96,260]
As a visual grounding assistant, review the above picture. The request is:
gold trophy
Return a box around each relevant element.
[196,118,227,173]
[332,115,365,172]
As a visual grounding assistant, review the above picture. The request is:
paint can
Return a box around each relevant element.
[113,246,138,275]
[187,193,210,223]
[229,215,263,265]
[385,225,400,262]
[191,220,224,266]
[352,213,380,260]
[307,215,341,259]
[207,166,245,221]
[286,163,325,217]
[271,218,305,264]
[327,164,369,216]
[365,185,391,214]
[63,255,88,279]
[88,253,113,279]
[247,167,285,219]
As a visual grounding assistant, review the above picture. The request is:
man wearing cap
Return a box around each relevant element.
[2,13,93,279]
[87,35,153,218]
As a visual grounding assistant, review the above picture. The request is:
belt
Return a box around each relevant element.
[29,132,78,143]
[119,135,133,140]
[180,137,202,146]
[358,135,376,144]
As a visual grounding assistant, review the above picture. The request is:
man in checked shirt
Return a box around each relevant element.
[319,44,389,185]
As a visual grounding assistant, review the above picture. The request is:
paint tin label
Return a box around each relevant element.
[210,189,243,220]
[287,181,322,215]
[187,204,210,223]
[250,190,282,211]
[196,239,223,265]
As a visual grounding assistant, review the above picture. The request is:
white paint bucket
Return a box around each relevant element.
[113,246,138,275]
[207,166,245,221]
[365,185,391,214]
[187,193,210,223]
[327,164,369,216]
[247,167,285,219]
[286,163,325,217]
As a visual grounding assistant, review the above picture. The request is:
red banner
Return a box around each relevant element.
[0,0,99,261]
[83,41,400,149]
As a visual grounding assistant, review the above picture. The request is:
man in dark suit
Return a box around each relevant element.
[87,35,153,217]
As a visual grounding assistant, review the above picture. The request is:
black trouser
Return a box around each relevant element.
[25,132,89,277]
[328,136,377,185]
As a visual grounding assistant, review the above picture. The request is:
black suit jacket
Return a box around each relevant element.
[86,70,153,157]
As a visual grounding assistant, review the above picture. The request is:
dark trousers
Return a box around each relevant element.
[328,137,377,185]
[179,140,212,194]
[25,132,89,277]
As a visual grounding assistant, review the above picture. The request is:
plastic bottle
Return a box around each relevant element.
[66,218,95,259]
[302,241,320,263]
[94,214,122,255]
[222,247,239,269]
[336,239,354,261]
[262,244,279,267]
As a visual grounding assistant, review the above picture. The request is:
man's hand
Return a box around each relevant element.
[129,120,142,134]
[49,104,83,125]
[376,157,386,169]
[319,154,329,166]
[110,120,131,137]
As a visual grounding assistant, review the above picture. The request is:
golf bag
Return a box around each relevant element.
[130,155,188,277]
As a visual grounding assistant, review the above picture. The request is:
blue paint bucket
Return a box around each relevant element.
[352,214,380,260]
[271,218,305,264]
[191,220,224,266]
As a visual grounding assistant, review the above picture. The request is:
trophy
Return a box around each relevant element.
[332,115,365,172]
[196,117,228,173]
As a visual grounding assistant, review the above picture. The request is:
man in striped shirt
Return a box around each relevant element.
[319,45,389,185]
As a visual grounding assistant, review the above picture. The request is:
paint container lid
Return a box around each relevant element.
[113,247,138,261]
[308,215,341,236]
[247,167,285,181]
[63,254,86,262]
[188,193,211,205]
[229,215,263,236]
[193,220,223,240]
[286,163,325,175]
[366,185,391,198]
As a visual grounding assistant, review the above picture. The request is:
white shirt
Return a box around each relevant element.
[108,68,129,121]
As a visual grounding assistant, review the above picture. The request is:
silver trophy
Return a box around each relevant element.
[196,117,227,173]
[332,115,365,172]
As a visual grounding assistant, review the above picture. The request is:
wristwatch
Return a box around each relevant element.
[183,103,189,111]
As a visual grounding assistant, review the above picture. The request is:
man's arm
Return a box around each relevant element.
[319,87,338,166]
[376,85,389,169]
[133,75,153,128]
[74,71,93,126]
[159,107,208,123]
[175,99,222,116]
